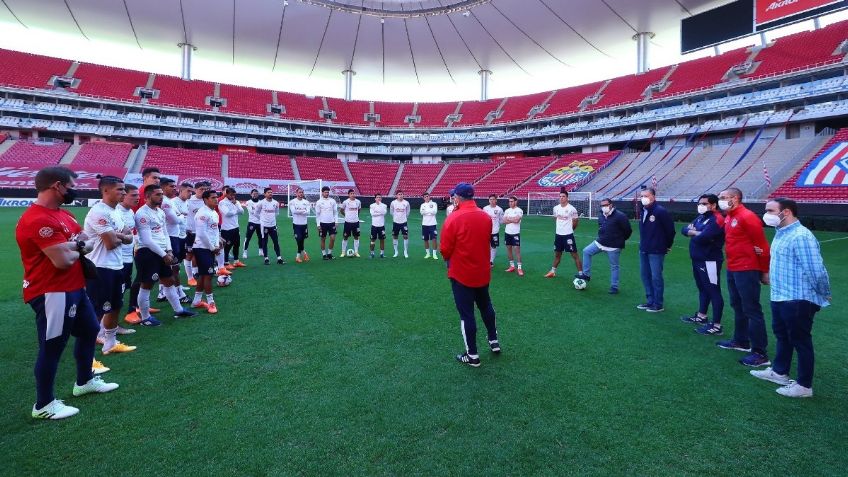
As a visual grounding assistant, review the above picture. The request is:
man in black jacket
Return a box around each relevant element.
[576,198,632,294]
[637,188,675,312]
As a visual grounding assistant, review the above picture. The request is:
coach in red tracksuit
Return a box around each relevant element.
[716,187,771,368]
[441,183,501,368]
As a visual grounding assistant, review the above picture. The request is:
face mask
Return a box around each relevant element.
[601,206,611,215]
[697,204,708,215]
[640,197,651,207]
[762,212,783,228]
[718,200,731,210]
[60,186,78,205]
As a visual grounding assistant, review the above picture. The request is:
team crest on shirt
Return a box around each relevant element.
[98,218,108,225]
[22,280,29,289]
[68,304,77,318]
[139,217,147,224]
[103,301,112,312]
[649,215,656,222]
[38,227,54,238]
[151,273,159,281]
[731,218,738,227]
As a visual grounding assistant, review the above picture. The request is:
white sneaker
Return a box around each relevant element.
[32,399,79,420]
[72,376,119,397]
[242,251,247,259]
[750,367,792,385]
[776,382,813,398]
[403,251,408,258]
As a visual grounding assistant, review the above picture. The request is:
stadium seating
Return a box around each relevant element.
[142,146,222,177]
[70,142,133,169]
[473,156,557,197]
[394,163,444,195]
[220,84,274,117]
[227,151,295,180]
[295,156,349,181]
[326,98,371,126]
[770,129,848,203]
[591,67,672,109]
[74,63,148,101]
[149,75,215,110]
[347,161,400,195]
[415,102,458,127]
[430,161,498,196]
[494,92,551,123]
[0,49,71,89]
[455,99,503,125]
[0,140,70,167]
[536,82,606,118]
[373,101,414,127]
[654,48,750,98]
[0,133,7,145]
[277,92,326,122]
[747,21,848,79]
[512,152,620,196]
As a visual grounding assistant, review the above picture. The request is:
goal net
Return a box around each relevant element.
[286,180,322,218]
[527,191,596,218]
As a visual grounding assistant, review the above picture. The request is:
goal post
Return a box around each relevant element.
[286,179,322,218]
[527,191,596,218]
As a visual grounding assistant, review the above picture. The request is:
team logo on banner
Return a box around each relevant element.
[796,142,848,187]
[538,161,597,188]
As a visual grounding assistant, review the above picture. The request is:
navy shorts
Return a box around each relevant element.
[185,231,196,251]
[122,262,133,293]
[193,248,216,276]
[135,247,174,283]
[170,236,186,262]
[293,224,309,241]
[319,222,337,238]
[422,225,438,241]
[490,233,500,248]
[85,267,125,315]
[505,233,521,247]
[554,234,577,253]
[343,222,360,239]
[392,222,409,237]
[371,226,386,241]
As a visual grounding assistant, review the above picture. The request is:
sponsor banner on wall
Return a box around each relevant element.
[0,197,36,207]
[755,0,840,26]
[0,165,127,190]
[227,178,356,196]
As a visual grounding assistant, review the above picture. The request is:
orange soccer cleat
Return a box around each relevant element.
[207,303,218,314]
[517,269,525,277]
[192,301,209,310]
[302,251,310,262]
[124,311,141,325]
[217,267,232,276]
[233,260,247,268]
[544,271,556,278]
[505,266,516,273]
[149,307,161,314]
[225,263,236,271]
[187,278,198,287]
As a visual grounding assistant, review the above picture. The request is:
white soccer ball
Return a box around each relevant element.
[346,249,355,257]
[573,278,587,290]
[217,275,232,287]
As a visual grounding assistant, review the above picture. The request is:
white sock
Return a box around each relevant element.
[157,283,165,298]
[164,285,182,312]
[509,260,515,267]
[342,239,348,252]
[518,262,523,269]
[490,248,496,263]
[206,293,215,305]
[393,239,398,252]
[192,266,199,276]
[217,251,225,268]
[178,286,187,298]
[183,260,194,280]
[354,239,359,252]
[103,327,117,351]
[192,292,203,306]
[404,239,409,252]
[425,249,430,256]
[551,267,557,273]
[138,288,151,319]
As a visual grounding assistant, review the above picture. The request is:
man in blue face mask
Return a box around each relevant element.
[749,198,831,398]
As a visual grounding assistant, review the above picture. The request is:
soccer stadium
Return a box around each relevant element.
[2,0,847,474]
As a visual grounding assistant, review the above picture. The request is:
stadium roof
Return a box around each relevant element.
[0,0,758,101]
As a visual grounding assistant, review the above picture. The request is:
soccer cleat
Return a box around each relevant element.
[489,340,501,353]
[403,251,409,258]
[73,375,119,396]
[303,252,310,262]
[242,251,248,259]
[393,251,399,258]
[156,294,167,302]
[207,303,218,314]
[370,252,375,259]
[608,287,619,295]
[187,278,198,287]
[116,326,135,335]
[354,252,361,258]
[179,296,191,304]
[225,264,236,271]
[327,254,334,260]
[322,254,329,261]
[264,257,270,265]
[339,252,347,258]
[277,257,285,264]
[192,301,209,309]
[517,269,524,277]
[233,261,247,268]
[696,323,723,336]
[739,352,770,367]
[149,307,161,313]
[574,273,591,282]
[124,311,141,325]
[680,313,708,324]
[646,305,664,313]
[636,303,651,310]
[92,359,110,375]
[432,254,439,260]
[716,340,751,352]
[455,353,481,367]
[32,400,79,420]
[217,267,232,276]
[380,254,385,259]
[750,367,792,386]
[544,271,556,278]
[505,266,516,273]
[103,342,137,355]
[174,309,197,319]
[96,335,105,345]
[296,256,303,263]
[776,382,813,398]
[138,317,162,327]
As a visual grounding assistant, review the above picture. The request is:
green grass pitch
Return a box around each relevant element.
[1,207,846,475]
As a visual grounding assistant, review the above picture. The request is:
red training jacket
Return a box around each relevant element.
[440,200,492,288]
[724,204,770,273]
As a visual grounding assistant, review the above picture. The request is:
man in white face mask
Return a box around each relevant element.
[636,188,675,312]
[679,194,726,335]
[749,198,831,398]
[577,198,632,294]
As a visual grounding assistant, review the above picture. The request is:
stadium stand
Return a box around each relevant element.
[373,101,414,127]
[592,67,673,109]
[513,152,620,196]
[0,133,7,145]
[220,84,274,117]
[473,156,557,198]
[430,161,499,196]
[74,64,148,101]
[770,129,848,203]
[142,146,222,177]
[747,21,848,79]
[495,92,551,123]
[654,48,750,98]
[149,75,215,110]
[0,49,71,89]
[415,102,458,127]
[277,92,326,122]
[326,98,371,126]
[70,142,132,169]
[394,163,444,194]
[536,82,606,118]
[0,140,70,167]
[227,151,296,180]
[347,161,401,195]
[295,156,349,181]
[455,99,503,125]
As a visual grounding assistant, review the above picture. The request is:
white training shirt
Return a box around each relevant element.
[370,202,388,227]
[219,197,244,231]
[420,201,438,226]
[246,199,262,224]
[504,207,523,235]
[116,204,135,263]
[553,203,579,236]
[446,204,455,217]
[256,199,280,228]
[483,205,504,235]
[135,204,170,257]
[161,195,184,238]
[194,205,221,250]
[314,197,337,224]
[83,201,125,270]
[342,198,361,223]
[390,199,410,224]
[172,197,188,238]
[185,196,204,233]
[289,198,311,226]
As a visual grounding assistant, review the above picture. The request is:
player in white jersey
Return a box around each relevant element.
[256,188,284,265]
[419,192,439,260]
[483,194,504,268]
[191,190,222,314]
[389,191,411,258]
[158,178,190,303]
[171,182,193,294]
[288,187,312,262]
[445,194,458,217]
[546,191,582,278]
[503,195,524,276]
[135,185,197,325]
[314,186,338,260]
[340,189,362,258]
[113,183,139,363]
[184,181,210,287]
[242,189,262,258]
[219,186,246,269]
[84,175,136,355]
[369,193,388,258]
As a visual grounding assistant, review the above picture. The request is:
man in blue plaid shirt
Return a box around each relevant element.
[750,198,831,398]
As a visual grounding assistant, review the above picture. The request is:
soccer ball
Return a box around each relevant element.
[346,249,355,257]
[217,275,232,287]
[573,278,587,290]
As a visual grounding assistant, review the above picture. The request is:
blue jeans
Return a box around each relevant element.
[727,270,768,355]
[639,252,665,307]
[771,300,818,388]
[582,241,621,288]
